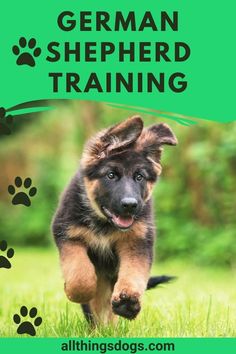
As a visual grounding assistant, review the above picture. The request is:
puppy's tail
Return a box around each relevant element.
[146,275,176,290]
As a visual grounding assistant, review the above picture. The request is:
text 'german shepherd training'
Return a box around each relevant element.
[52,116,177,325]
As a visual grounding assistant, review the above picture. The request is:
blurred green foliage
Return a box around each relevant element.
[0,101,235,267]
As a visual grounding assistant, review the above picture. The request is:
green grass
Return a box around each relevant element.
[0,248,235,337]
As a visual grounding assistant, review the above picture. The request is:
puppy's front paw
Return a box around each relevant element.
[111,290,141,320]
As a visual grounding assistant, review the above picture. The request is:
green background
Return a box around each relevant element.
[1,338,236,354]
[0,103,236,339]
[0,0,235,122]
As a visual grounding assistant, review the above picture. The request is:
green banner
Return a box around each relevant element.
[0,338,236,354]
[0,0,235,123]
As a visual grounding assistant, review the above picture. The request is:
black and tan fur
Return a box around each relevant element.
[52,116,177,324]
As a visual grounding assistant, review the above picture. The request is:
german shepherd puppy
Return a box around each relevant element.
[52,116,177,324]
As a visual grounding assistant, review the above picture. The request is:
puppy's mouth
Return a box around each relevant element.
[102,206,134,230]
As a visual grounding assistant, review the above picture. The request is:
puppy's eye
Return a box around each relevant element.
[107,171,116,180]
[135,173,144,182]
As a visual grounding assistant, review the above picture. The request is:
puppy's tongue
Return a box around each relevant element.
[112,215,133,229]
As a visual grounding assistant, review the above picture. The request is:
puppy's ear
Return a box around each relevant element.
[81,116,143,167]
[137,123,177,174]
[148,123,178,147]
[102,116,143,154]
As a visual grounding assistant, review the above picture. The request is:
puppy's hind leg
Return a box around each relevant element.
[81,303,94,324]
[89,275,117,325]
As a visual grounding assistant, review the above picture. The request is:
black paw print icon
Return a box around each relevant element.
[8,177,37,207]
[0,240,14,269]
[0,107,13,135]
[12,37,41,67]
[13,306,42,336]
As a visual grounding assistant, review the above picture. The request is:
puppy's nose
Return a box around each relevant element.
[121,198,138,213]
